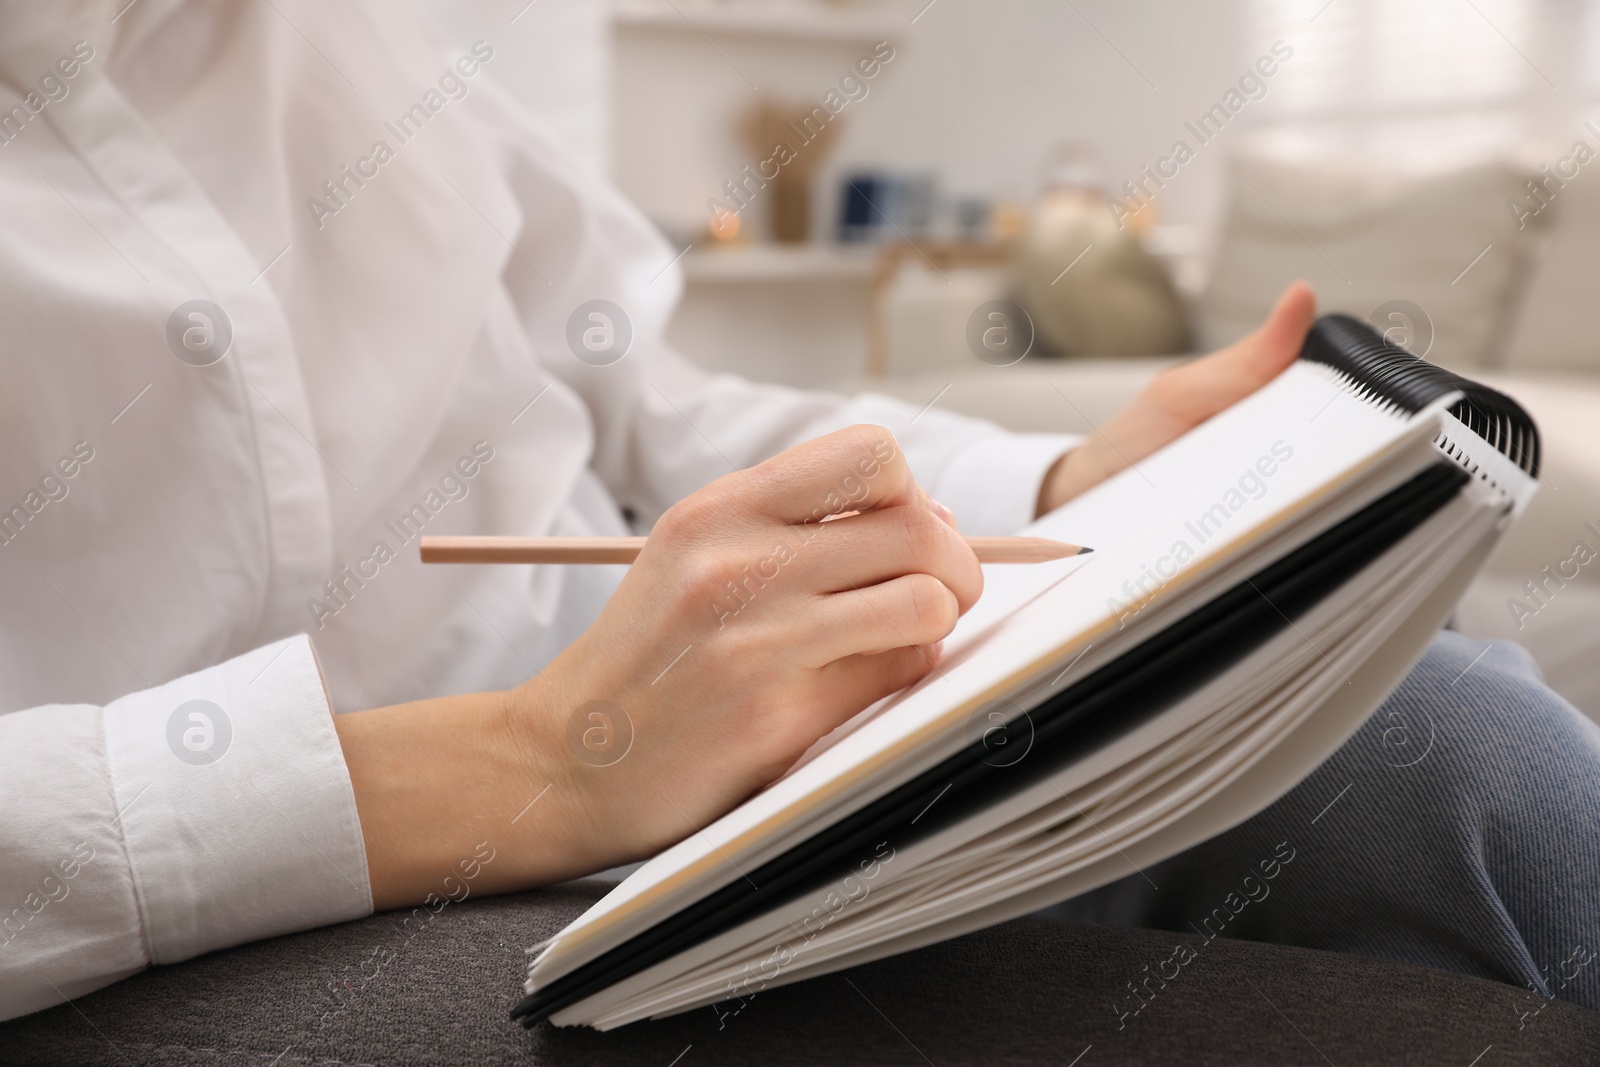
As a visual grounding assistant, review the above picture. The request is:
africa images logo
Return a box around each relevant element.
[166,699,232,765]
[165,300,233,367]
[566,300,633,367]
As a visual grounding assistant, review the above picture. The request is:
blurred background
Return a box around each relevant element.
[420,0,1600,719]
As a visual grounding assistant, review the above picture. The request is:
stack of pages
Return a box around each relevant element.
[513,315,1540,1030]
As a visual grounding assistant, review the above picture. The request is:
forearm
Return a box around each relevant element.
[334,684,603,911]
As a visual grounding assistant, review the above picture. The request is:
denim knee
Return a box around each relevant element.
[1305,632,1600,998]
[1050,631,1600,1006]
[1353,631,1600,819]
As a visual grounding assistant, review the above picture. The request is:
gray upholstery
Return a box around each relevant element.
[4,881,1597,1065]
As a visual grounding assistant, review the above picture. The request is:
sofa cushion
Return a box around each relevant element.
[1502,165,1600,372]
[866,358,1177,435]
[1198,154,1539,369]
[3,881,1596,1065]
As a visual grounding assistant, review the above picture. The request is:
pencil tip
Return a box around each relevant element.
[1078,546,1094,555]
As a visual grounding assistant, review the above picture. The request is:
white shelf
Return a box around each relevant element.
[612,0,902,43]
[683,244,878,283]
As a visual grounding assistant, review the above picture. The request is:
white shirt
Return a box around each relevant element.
[0,0,1076,1020]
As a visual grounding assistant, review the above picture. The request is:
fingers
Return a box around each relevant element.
[730,424,924,525]
[790,504,983,613]
[1039,282,1320,515]
[1259,280,1317,348]
[1234,280,1317,384]
[800,572,962,665]
[812,643,943,723]
[1150,281,1317,423]
[751,644,940,762]
[1194,280,1316,386]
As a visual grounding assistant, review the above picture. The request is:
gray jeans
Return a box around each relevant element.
[1045,630,1600,1014]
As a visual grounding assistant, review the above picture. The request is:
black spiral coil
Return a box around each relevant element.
[1300,314,1540,478]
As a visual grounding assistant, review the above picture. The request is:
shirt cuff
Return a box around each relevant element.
[927,432,1082,536]
[102,635,371,964]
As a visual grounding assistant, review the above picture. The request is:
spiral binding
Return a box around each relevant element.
[1300,314,1541,478]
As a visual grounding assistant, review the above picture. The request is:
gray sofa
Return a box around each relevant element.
[4,881,1597,1065]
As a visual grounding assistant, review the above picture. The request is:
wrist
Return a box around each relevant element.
[498,654,653,880]
[498,678,610,878]
[1040,443,1114,514]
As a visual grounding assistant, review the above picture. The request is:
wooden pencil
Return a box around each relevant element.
[419,535,1091,566]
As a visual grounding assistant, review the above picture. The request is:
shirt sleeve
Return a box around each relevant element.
[465,79,1081,537]
[0,635,371,1021]
[600,347,1081,536]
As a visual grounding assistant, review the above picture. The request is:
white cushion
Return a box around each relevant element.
[863,358,1174,434]
[1198,155,1539,370]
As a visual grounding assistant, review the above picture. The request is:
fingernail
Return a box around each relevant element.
[929,498,957,528]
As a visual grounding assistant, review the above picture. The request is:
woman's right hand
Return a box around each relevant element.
[521,424,983,876]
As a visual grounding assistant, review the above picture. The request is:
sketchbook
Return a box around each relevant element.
[513,314,1540,1030]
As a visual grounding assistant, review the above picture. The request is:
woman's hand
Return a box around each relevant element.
[339,286,1317,911]
[339,425,980,908]
[524,425,980,875]
[1038,281,1317,513]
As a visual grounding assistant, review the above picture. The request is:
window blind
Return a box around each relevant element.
[1245,0,1548,165]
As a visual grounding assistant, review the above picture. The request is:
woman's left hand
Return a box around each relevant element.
[1038,281,1317,514]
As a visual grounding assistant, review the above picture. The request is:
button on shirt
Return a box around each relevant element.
[0,0,1077,1019]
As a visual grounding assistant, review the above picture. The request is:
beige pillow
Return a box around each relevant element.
[1502,172,1600,372]
[1197,155,1539,369]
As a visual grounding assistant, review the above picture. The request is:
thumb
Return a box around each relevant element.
[1238,280,1317,384]
[1155,280,1317,420]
